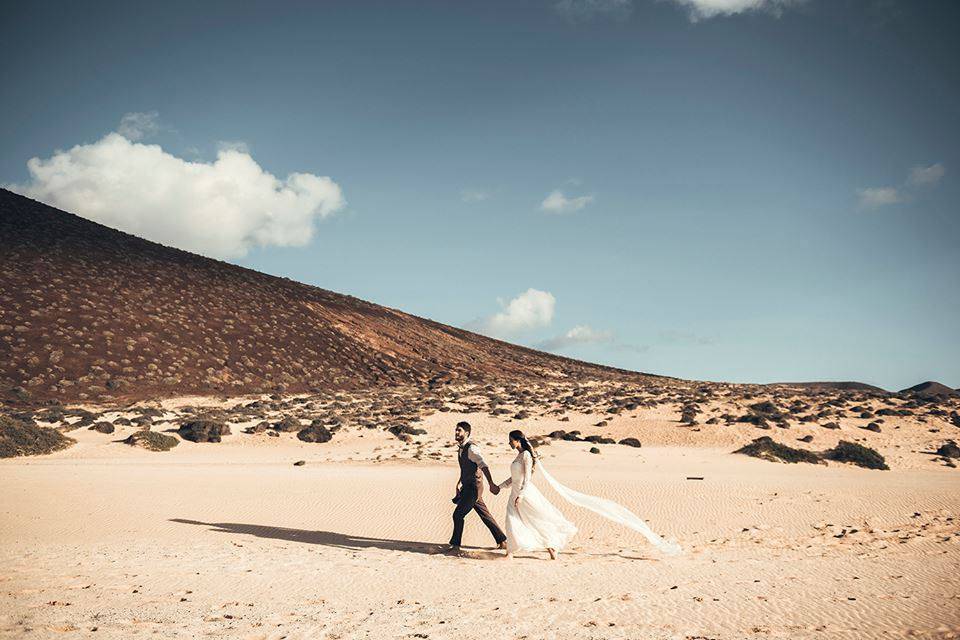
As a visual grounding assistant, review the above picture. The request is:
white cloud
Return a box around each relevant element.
[217,140,250,154]
[478,288,556,337]
[461,188,490,203]
[116,111,160,141]
[908,163,946,187]
[540,189,594,213]
[9,122,345,259]
[554,0,633,21]
[538,325,614,351]
[857,186,901,209]
[669,0,805,21]
[659,329,716,346]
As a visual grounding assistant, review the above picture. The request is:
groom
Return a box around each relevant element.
[448,421,507,553]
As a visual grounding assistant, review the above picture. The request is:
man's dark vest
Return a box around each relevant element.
[458,442,482,487]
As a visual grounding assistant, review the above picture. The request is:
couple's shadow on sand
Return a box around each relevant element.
[170,518,503,559]
[170,519,652,561]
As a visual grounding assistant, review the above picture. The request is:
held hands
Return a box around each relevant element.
[490,483,500,495]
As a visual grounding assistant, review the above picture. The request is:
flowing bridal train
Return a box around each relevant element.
[498,430,681,559]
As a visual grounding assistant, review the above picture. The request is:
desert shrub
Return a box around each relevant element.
[822,440,888,470]
[124,430,178,451]
[0,416,74,458]
[734,436,821,465]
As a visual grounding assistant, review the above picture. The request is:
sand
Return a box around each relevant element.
[1,406,959,639]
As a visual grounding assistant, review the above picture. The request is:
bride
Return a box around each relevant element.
[497,429,681,560]
[498,429,577,559]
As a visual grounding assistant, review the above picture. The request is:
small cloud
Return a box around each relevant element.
[538,324,614,351]
[540,189,594,213]
[217,140,250,154]
[461,188,490,203]
[857,186,901,209]
[474,288,556,337]
[116,111,160,141]
[659,330,716,346]
[907,163,945,187]
[669,0,806,21]
[554,0,633,22]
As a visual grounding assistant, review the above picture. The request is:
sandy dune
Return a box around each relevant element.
[2,407,959,640]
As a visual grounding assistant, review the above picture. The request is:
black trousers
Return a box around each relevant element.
[450,484,507,547]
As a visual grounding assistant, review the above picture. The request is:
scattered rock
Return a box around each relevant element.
[589,446,601,454]
[293,460,306,466]
[88,421,115,434]
[618,437,642,448]
[297,424,333,443]
[934,440,960,459]
[272,416,302,432]
[178,419,231,443]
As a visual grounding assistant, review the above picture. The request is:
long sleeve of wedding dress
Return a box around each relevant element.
[503,451,578,554]
[517,450,532,497]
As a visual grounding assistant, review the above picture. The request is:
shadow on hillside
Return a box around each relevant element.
[170,518,500,558]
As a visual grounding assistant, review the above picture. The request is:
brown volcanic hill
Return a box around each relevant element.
[0,189,657,406]
[898,381,959,399]
[767,381,889,394]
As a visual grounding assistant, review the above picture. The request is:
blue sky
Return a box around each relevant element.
[2,0,958,390]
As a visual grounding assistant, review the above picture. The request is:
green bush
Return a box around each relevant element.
[734,436,821,464]
[823,440,888,470]
[0,416,74,458]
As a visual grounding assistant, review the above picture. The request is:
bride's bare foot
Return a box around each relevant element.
[504,552,513,560]
[547,548,557,560]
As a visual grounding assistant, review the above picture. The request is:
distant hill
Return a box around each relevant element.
[898,381,959,399]
[766,381,889,394]
[0,189,659,406]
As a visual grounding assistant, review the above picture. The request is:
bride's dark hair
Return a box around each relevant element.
[509,429,537,468]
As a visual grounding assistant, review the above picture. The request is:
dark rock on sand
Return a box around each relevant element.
[618,437,642,448]
[244,421,271,434]
[178,419,231,443]
[89,421,115,434]
[272,416,302,432]
[935,440,960,459]
[297,424,333,443]
[584,435,616,444]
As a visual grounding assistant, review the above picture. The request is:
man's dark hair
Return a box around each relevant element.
[456,421,472,434]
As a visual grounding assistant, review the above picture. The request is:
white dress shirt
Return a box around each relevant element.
[460,438,488,469]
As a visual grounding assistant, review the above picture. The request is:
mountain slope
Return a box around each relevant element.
[0,189,654,405]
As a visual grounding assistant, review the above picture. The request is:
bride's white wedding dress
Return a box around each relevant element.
[499,449,682,557]
[499,450,577,554]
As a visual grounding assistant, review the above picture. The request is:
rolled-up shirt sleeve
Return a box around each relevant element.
[466,444,488,469]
